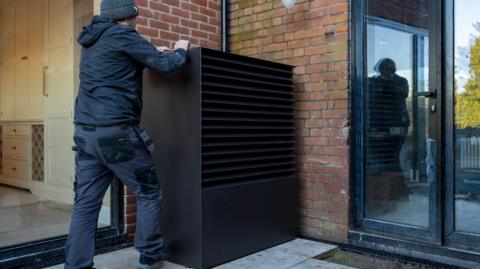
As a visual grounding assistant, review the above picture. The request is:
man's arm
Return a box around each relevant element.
[399,77,409,97]
[115,29,187,73]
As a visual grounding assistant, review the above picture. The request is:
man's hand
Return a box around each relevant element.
[157,46,171,52]
[174,40,190,51]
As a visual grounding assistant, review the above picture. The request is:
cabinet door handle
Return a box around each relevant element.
[43,66,48,97]
[13,129,17,132]
[12,167,16,171]
[12,146,16,150]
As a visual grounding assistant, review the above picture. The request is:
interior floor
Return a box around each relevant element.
[0,185,72,248]
[367,194,429,227]
[368,193,480,233]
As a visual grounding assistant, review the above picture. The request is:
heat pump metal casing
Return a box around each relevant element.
[141,48,297,269]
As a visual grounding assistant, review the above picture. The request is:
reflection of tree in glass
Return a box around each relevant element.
[456,22,480,128]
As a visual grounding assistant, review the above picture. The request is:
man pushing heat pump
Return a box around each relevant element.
[64,1,189,268]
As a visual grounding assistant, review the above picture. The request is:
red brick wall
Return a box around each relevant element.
[124,0,222,241]
[229,0,351,242]
[125,0,351,243]
[124,188,137,241]
[135,0,222,49]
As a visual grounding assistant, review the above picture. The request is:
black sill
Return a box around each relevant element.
[0,229,127,269]
[347,230,479,268]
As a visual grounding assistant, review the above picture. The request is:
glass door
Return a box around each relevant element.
[445,0,480,250]
[355,0,442,242]
[0,2,123,268]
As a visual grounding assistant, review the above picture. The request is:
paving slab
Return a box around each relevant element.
[45,248,186,269]
[288,259,356,269]
[45,238,339,269]
[214,239,337,269]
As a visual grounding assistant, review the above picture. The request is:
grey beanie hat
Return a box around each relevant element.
[100,0,139,21]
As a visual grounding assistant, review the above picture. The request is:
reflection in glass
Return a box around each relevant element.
[454,0,480,234]
[0,0,111,248]
[364,0,430,227]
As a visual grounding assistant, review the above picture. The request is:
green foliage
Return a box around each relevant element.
[456,23,480,128]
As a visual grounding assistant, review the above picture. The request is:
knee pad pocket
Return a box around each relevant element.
[135,166,160,196]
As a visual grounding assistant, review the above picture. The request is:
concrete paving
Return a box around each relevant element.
[46,238,354,269]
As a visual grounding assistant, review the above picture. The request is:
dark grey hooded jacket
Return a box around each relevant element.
[74,16,187,126]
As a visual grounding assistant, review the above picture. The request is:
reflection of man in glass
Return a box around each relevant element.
[369,58,410,172]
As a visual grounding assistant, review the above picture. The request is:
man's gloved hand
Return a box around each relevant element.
[156,46,171,52]
[174,40,190,51]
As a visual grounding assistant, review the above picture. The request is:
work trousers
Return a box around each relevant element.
[64,125,164,269]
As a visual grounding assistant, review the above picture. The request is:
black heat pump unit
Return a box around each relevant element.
[141,48,296,269]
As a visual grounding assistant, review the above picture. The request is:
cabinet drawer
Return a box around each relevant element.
[3,125,29,137]
[3,138,29,160]
[3,158,28,179]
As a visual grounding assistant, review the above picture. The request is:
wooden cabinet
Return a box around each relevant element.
[0,0,44,121]
[28,0,45,119]
[15,61,29,119]
[28,0,44,60]
[44,0,75,189]
[1,62,16,120]
[29,59,44,117]
[2,123,31,182]
[0,122,44,186]
[4,138,29,160]
[0,0,90,203]
[4,158,28,179]
[48,0,72,49]
[3,124,29,137]
[0,4,15,63]
[15,0,28,61]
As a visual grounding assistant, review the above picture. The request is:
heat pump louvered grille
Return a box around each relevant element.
[201,50,295,186]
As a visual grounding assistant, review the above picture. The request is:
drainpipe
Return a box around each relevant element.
[221,0,229,52]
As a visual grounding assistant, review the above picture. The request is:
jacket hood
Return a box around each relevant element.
[77,16,116,47]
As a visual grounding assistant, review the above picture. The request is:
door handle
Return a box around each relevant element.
[43,66,48,97]
[414,89,437,98]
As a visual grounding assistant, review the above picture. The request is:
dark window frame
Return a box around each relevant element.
[352,0,480,254]
[444,0,480,251]
[351,0,443,244]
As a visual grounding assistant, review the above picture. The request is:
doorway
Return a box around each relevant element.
[354,0,480,252]
[355,0,441,243]
[0,1,123,265]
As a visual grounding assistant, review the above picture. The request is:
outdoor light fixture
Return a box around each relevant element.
[281,0,296,8]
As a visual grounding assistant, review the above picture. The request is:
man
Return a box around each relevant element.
[370,58,410,173]
[65,1,189,269]
[367,58,410,205]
